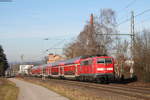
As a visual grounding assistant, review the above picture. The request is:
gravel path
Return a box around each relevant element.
[9,78,69,100]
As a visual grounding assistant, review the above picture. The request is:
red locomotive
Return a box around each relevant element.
[31,55,115,83]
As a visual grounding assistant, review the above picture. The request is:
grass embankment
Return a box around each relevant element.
[0,78,19,100]
[19,77,103,100]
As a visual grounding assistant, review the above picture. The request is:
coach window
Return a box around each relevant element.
[81,60,89,66]
[81,61,84,66]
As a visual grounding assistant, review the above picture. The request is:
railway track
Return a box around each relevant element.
[109,83,150,91]
[48,79,150,100]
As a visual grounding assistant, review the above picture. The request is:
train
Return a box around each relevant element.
[30,55,115,83]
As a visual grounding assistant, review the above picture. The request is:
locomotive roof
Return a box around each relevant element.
[47,60,64,67]
[41,64,48,68]
[80,54,108,58]
[51,61,61,66]
[56,55,109,65]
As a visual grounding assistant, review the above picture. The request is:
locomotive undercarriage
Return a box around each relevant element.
[76,73,115,83]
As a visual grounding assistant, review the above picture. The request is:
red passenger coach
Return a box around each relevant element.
[48,57,81,78]
[31,66,41,76]
[62,57,81,78]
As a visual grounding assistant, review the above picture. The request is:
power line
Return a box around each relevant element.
[137,17,150,24]
[23,54,44,60]
[117,0,136,25]
[124,0,136,9]
[44,36,75,53]
[117,18,131,26]
[134,17,150,33]
[135,9,150,17]
[118,0,136,14]
[118,9,150,26]
[43,34,76,40]
[20,37,75,61]
[45,39,66,52]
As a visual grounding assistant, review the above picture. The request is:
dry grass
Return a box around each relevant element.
[0,78,19,100]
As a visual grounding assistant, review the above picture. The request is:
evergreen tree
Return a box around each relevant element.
[0,45,9,76]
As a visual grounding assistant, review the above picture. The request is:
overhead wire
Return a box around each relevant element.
[45,36,75,52]
[117,0,137,14]
[117,8,150,26]
[124,0,137,10]
[135,16,150,33]
[116,0,137,30]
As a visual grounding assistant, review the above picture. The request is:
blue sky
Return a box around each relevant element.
[0,0,150,62]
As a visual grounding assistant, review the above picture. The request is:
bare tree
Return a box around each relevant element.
[133,29,150,82]
[114,38,130,78]
[63,9,117,58]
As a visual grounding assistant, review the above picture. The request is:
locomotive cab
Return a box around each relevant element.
[95,57,115,83]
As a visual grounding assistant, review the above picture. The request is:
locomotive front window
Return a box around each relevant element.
[97,58,105,63]
[97,58,112,64]
[105,58,112,64]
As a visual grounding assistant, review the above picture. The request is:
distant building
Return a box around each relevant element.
[47,53,64,63]
[18,65,33,74]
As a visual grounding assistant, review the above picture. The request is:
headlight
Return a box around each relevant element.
[97,68,113,71]
[107,68,113,70]
[97,68,106,71]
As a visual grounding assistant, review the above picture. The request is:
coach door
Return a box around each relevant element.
[88,59,93,74]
